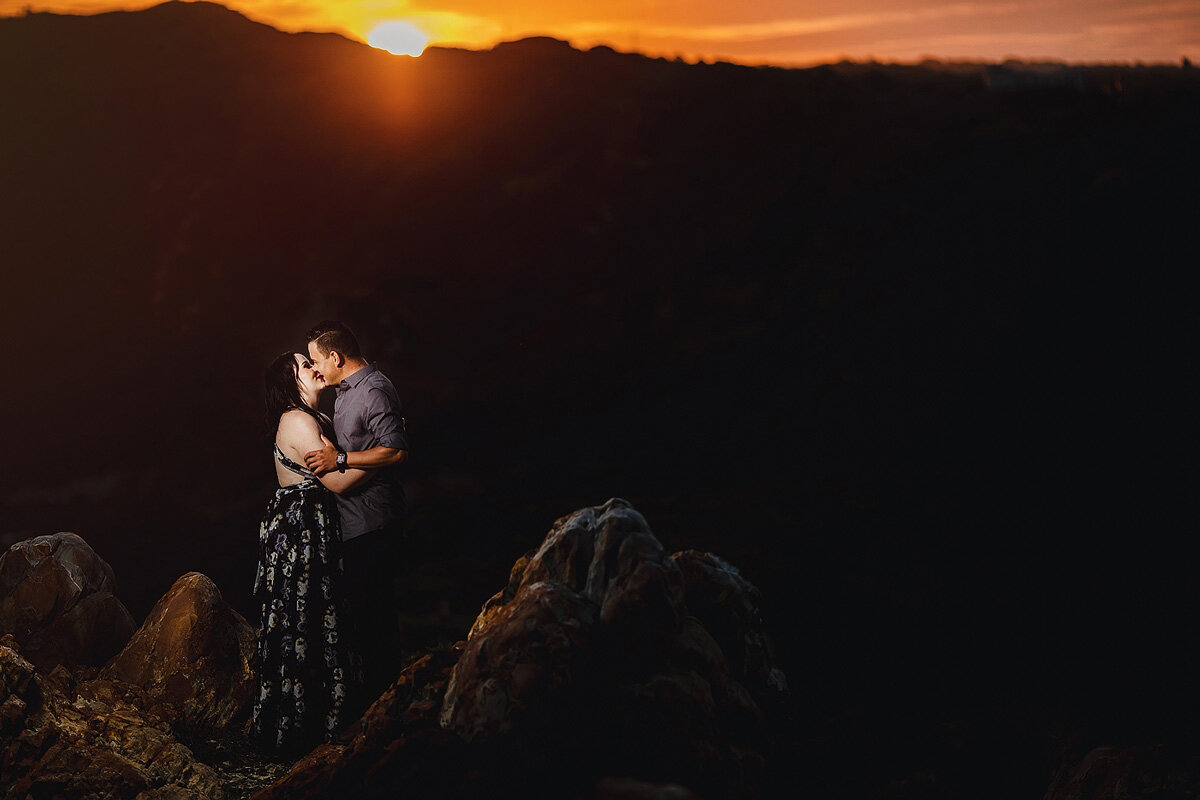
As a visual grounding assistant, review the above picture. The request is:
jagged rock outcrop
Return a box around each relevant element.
[253,498,787,799]
[0,532,137,673]
[441,499,689,739]
[102,571,257,730]
[0,635,225,799]
[441,498,785,795]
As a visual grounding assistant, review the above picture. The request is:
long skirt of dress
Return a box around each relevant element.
[251,481,359,755]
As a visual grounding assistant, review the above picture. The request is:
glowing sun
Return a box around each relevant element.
[368,21,430,56]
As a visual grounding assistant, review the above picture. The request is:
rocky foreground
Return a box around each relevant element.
[0,534,255,798]
[2,503,1196,799]
[1,501,790,799]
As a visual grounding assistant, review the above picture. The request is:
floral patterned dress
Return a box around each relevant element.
[251,443,359,755]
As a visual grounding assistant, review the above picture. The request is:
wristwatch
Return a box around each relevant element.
[336,450,347,473]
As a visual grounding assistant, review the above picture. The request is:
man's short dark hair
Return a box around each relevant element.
[307,320,362,360]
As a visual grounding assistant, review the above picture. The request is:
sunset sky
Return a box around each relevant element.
[3,0,1197,65]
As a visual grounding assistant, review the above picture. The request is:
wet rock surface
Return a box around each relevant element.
[103,571,257,730]
[0,532,137,673]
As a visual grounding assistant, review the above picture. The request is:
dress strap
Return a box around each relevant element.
[274,443,318,479]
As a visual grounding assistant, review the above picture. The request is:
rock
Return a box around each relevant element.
[103,571,256,730]
[0,637,225,800]
[252,498,787,799]
[251,646,466,800]
[463,497,684,658]
[440,498,779,797]
[1044,743,1200,800]
[671,550,788,702]
[0,532,137,673]
[0,634,40,738]
[440,580,598,741]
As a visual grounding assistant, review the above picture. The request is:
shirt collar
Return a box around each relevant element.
[336,362,377,394]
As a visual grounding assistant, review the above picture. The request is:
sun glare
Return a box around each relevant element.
[368,20,430,57]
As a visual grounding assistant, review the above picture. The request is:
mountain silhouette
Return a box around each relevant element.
[2,1,1199,750]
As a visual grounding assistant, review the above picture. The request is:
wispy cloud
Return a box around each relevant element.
[816,21,1197,63]
[407,9,502,45]
[561,2,1028,44]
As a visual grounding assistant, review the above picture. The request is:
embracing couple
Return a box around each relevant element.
[251,320,408,755]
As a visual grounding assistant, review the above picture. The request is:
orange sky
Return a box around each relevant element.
[3,0,1197,64]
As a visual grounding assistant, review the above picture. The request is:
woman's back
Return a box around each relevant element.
[273,408,328,487]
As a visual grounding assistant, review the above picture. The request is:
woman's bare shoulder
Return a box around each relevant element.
[277,408,321,437]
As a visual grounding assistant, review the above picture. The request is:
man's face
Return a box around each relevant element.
[307,340,340,387]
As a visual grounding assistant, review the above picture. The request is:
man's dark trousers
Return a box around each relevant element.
[342,525,404,708]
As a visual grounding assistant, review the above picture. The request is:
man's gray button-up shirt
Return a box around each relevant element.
[332,363,407,540]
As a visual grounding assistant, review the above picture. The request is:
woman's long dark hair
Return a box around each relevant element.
[265,352,329,439]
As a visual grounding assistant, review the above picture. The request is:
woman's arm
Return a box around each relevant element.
[277,411,375,495]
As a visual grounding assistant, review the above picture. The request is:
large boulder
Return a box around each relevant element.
[443,497,782,795]
[453,499,788,794]
[441,499,690,745]
[465,497,685,643]
[0,635,225,800]
[0,532,136,673]
[103,571,257,730]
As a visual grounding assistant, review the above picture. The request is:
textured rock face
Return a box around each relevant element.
[441,498,786,796]
[103,571,257,730]
[443,499,689,741]
[466,498,684,640]
[671,550,789,702]
[0,635,225,800]
[440,580,598,740]
[0,532,137,673]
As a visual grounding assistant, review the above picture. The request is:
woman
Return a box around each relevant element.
[252,352,368,755]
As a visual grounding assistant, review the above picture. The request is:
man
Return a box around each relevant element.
[303,320,408,699]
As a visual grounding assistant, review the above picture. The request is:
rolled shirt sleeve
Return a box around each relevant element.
[364,386,408,450]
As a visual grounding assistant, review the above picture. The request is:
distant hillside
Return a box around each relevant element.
[2,0,1199,723]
